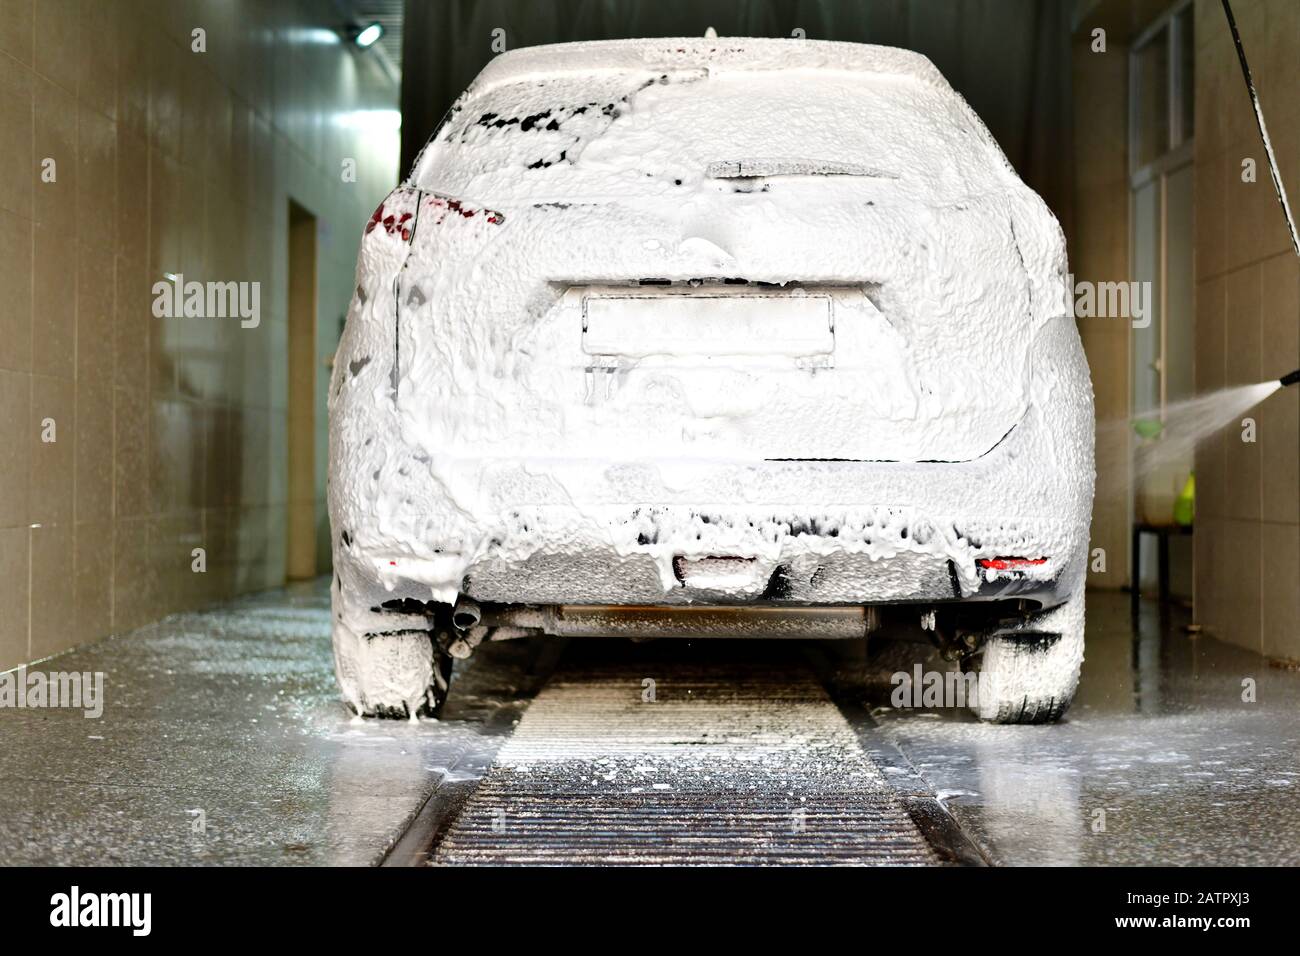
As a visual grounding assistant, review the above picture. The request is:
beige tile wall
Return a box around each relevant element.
[1071,28,1132,592]
[0,0,399,669]
[1193,0,1300,658]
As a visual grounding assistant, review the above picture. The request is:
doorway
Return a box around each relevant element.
[1128,1,1195,602]
[287,201,318,581]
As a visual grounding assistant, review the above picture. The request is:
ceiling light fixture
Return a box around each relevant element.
[353,22,383,48]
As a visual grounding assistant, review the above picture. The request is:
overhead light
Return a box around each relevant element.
[353,22,383,48]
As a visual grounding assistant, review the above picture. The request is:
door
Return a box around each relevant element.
[287,201,318,580]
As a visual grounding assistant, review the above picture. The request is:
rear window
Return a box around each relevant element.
[412,69,1011,207]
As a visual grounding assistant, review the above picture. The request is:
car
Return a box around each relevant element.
[327,36,1095,724]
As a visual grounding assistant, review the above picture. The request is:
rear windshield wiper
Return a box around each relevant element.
[706,159,899,179]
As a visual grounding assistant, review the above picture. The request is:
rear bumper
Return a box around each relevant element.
[350,497,1078,610]
[332,405,1090,623]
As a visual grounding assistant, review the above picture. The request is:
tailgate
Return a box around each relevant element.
[563,284,1026,462]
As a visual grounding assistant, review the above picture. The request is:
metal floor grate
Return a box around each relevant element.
[432,655,938,866]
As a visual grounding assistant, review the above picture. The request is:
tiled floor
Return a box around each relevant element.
[0,583,1296,865]
[865,595,1300,865]
[0,582,547,865]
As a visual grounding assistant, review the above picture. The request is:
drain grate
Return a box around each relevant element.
[432,655,938,866]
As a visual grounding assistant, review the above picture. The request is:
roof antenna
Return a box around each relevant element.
[1221,0,1299,256]
[704,26,717,39]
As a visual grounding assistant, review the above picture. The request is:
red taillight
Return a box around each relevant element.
[977,557,1048,571]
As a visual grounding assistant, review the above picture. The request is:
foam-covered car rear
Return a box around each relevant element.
[328,37,1095,723]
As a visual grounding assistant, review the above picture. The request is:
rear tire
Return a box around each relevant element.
[970,597,1084,724]
[331,583,454,718]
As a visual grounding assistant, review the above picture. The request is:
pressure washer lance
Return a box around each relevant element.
[1282,369,1300,387]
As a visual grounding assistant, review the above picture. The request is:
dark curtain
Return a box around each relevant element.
[401,0,1073,229]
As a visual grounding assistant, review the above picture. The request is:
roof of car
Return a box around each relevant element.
[471,37,950,96]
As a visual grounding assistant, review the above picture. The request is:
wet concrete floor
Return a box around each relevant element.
[863,596,1300,865]
[0,582,1295,865]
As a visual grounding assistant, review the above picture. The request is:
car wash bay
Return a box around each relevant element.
[1,582,1299,865]
[1,1,1298,866]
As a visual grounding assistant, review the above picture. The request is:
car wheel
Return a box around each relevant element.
[332,610,454,719]
[969,596,1084,724]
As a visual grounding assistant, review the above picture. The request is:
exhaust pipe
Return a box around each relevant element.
[451,596,481,631]
[1280,369,1300,387]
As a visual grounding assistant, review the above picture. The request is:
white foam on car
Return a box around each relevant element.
[326,38,1094,711]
